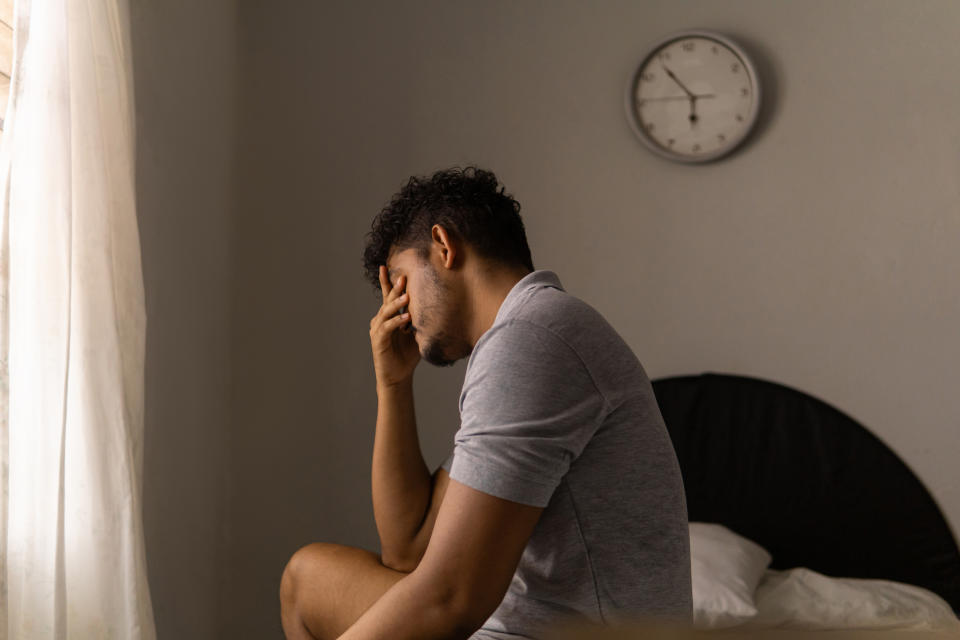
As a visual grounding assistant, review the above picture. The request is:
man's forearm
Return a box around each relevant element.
[371,379,432,568]
[337,569,474,640]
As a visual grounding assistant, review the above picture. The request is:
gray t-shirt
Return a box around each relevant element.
[440,270,692,639]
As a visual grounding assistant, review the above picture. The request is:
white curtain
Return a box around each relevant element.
[0,0,156,638]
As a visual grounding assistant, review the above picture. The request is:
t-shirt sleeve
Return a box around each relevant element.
[439,450,454,473]
[448,319,607,507]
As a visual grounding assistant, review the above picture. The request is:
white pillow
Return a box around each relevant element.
[689,522,773,629]
[749,567,960,631]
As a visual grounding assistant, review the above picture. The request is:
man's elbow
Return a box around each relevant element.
[449,602,493,639]
[426,580,499,639]
[379,547,423,574]
[421,598,488,639]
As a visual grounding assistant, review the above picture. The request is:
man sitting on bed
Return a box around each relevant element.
[279,166,692,640]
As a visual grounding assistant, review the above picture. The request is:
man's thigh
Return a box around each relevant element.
[281,542,407,639]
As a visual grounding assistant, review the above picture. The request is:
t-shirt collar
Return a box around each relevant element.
[493,270,564,326]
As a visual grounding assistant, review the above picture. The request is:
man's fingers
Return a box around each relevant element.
[378,271,406,316]
[379,266,405,299]
[370,293,409,330]
[379,265,407,301]
[378,265,390,300]
[378,293,408,321]
[381,312,411,333]
[387,274,405,303]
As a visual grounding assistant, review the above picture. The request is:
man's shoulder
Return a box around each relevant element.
[471,290,592,362]
[504,285,608,339]
[475,285,646,401]
[470,315,582,372]
[503,286,627,360]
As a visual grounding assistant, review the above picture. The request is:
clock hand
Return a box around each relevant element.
[661,64,696,98]
[640,94,715,103]
[661,64,705,128]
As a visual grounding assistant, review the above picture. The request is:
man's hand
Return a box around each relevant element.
[370,265,420,387]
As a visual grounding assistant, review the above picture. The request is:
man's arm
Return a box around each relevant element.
[368,266,447,571]
[371,379,450,571]
[339,477,543,640]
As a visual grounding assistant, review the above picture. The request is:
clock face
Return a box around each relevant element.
[626,31,761,163]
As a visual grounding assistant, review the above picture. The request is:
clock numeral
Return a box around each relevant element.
[731,63,740,73]
[712,46,719,55]
[641,72,655,82]
[645,122,655,132]
[741,87,750,97]
[682,41,695,52]
[667,138,675,147]
[692,143,701,152]
[717,134,726,143]
[736,114,744,122]
[659,51,672,61]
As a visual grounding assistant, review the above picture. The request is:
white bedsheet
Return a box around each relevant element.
[746,567,960,632]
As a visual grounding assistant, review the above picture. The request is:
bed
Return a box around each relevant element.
[650,372,960,634]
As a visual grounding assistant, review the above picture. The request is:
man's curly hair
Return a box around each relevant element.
[362,166,534,291]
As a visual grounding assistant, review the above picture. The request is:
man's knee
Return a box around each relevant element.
[280,543,345,639]
[279,542,405,640]
[279,545,302,606]
[280,543,337,605]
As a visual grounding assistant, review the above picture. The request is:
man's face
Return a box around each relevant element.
[386,247,472,367]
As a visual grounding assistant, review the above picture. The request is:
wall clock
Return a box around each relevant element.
[625,30,762,163]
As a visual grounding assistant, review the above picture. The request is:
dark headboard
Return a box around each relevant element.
[651,372,960,614]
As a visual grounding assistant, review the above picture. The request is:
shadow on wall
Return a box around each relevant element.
[728,31,781,155]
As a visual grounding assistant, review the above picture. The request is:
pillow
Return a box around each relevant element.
[749,567,960,631]
[689,522,772,629]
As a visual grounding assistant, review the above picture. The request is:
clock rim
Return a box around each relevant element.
[625,29,762,164]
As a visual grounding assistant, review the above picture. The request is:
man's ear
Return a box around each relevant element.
[431,224,458,270]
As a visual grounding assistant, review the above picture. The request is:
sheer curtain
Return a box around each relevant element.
[0,0,156,638]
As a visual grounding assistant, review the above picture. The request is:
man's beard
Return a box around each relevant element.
[421,330,471,368]
[422,335,458,367]
[417,262,471,367]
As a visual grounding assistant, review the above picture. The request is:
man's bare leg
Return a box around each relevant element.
[279,543,408,640]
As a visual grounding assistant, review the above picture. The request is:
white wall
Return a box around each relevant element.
[139,0,958,636]
[132,1,236,638]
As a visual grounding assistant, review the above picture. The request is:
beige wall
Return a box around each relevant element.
[132,0,236,638]
[133,1,960,637]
